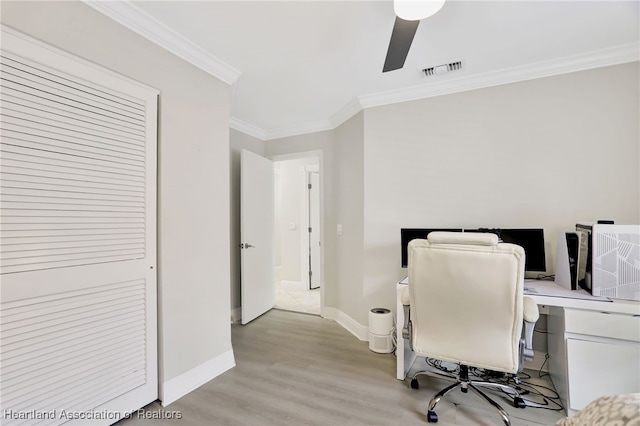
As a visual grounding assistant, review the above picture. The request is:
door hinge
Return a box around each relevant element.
[309,227,312,233]
[309,270,313,276]
[308,183,312,189]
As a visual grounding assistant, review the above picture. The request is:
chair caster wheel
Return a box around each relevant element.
[410,378,419,389]
[427,411,438,423]
[514,397,526,408]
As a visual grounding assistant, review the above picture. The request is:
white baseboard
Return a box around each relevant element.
[160,349,236,406]
[281,280,306,291]
[322,307,368,341]
[524,350,549,373]
[230,307,241,324]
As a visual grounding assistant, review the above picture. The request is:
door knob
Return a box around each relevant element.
[240,243,255,249]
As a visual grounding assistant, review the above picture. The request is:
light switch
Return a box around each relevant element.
[337,224,343,235]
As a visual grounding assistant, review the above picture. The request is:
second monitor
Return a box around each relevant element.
[400,228,546,272]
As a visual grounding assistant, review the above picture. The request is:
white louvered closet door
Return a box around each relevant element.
[0,27,158,424]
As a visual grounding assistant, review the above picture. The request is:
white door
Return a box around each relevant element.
[0,27,157,424]
[240,149,275,324]
[309,172,321,289]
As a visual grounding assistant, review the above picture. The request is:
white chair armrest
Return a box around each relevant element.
[523,296,539,323]
[401,286,410,306]
[521,296,539,364]
[401,286,412,346]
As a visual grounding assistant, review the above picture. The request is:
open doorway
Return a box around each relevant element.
[272,153,322,315]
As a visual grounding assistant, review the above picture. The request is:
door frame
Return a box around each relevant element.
[269,150,325,315]
[304,166,320,289]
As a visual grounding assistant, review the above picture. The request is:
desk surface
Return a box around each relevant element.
[524,279,640,315]
[398,278,640,315]
[528,293,640,315]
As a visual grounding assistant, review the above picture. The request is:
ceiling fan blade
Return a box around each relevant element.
[383,17,420,73]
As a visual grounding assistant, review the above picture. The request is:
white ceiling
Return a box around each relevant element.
[89,1,639,140]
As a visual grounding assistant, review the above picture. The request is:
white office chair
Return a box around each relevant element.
[401,232,539,425]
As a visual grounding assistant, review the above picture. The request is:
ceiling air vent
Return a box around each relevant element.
[423,61,463,77]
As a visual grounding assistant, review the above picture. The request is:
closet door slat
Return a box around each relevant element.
[1,54,145,114]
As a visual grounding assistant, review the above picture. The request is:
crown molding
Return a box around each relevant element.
[231,116,335,142]
[329,97,364,129]
[83,0,241,85]
[263,119,334,141]
[230,117,267,141]
[359,42,640,109]
[232,42,639,141]
[235,99,364,142]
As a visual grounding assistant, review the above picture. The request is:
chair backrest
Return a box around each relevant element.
[408,231,526,373]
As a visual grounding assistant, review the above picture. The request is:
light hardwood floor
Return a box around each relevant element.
[119,310,566,426]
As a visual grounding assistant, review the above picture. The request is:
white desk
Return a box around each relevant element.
[395,280,640,415]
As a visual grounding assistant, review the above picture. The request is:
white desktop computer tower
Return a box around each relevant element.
[576,223,640,301]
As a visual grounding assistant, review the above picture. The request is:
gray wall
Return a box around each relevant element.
[334,112,365,321]
[360,62,640,325]
[1,1,233,384]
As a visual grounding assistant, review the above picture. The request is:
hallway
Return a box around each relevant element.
[274,280,320,315]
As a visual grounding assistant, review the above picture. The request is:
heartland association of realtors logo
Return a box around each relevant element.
[2,408,183,421]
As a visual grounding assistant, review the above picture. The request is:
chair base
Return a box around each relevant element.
[411,366,525,426]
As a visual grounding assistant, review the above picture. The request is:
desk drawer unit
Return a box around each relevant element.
[564,308,640,342]
[548,307,640,415]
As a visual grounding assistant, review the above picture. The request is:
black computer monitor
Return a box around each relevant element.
[401,227,546,272]
[495,228,547,272]
[400,228,462,268]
